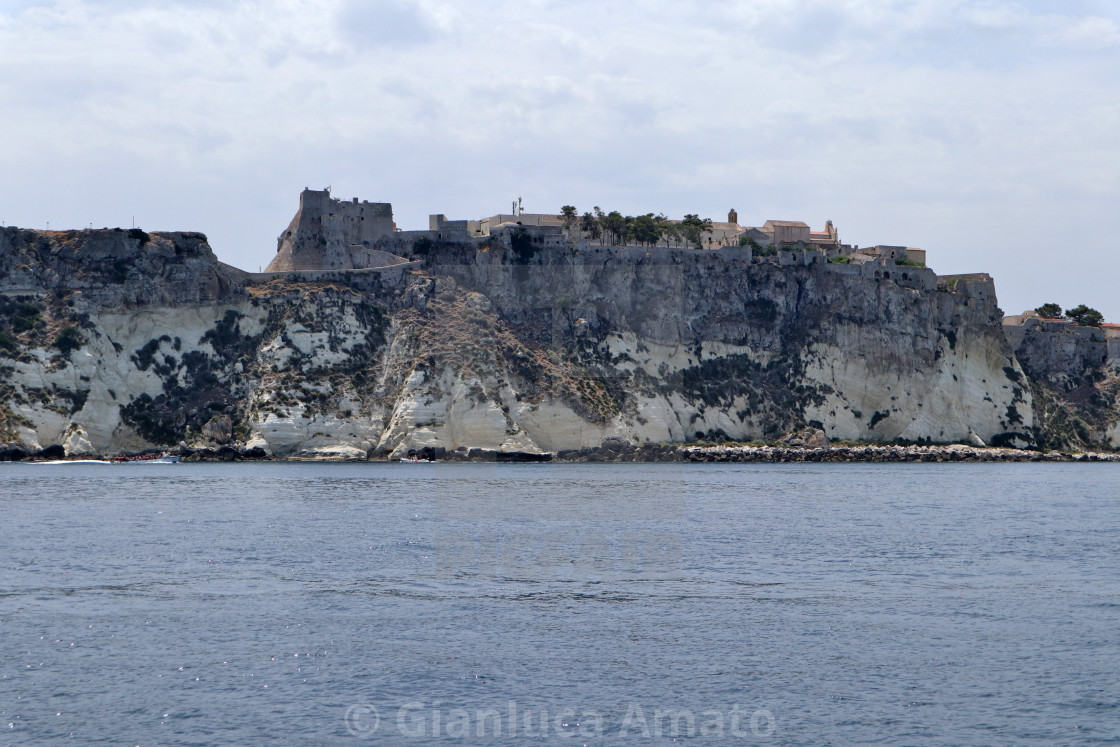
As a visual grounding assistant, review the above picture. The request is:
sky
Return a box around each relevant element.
[1,0,1118,318]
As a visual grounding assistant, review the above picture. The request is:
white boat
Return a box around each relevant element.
[132,455,181,464]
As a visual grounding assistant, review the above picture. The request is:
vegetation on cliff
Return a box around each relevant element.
[558,206,714,249]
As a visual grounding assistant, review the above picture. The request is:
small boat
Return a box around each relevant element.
[134,455,181,464]
[399,456,431,463]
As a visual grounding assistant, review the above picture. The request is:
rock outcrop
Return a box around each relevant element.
[0,225,1053,458]
[1007,321,1120,450]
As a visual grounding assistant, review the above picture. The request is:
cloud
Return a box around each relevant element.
[335,0,442,48]
[1048,15,1120,50]
[0,0,1118,319]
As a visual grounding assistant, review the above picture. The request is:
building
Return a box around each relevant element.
[262,189,916,272]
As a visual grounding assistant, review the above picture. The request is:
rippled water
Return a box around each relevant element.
[1,462,1118,745]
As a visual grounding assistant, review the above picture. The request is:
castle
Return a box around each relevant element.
[264,187,926,272]
[267,189,397,272]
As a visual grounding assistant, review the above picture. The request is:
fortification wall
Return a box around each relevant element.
[260,192,941,300]
[938,273,997,305]
[817,258,936,291]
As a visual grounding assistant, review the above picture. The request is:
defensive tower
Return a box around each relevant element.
[266,188,396,272]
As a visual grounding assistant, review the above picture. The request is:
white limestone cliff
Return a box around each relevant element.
[2,225,1090,459]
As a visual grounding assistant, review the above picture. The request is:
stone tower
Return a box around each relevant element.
[266,188,396,272]
[728,209,738,225]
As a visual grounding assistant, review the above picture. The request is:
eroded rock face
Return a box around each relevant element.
[1008,323,1120,450]
[0,227,239,308]
[421,245,1033,446]
[0,229,1043,457]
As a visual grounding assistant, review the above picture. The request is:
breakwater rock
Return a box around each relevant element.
[557,441,1119,463]
[177,445,271,462]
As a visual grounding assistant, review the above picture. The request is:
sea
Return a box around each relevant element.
[1,462,1118,745]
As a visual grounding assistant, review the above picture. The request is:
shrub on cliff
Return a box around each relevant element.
[52,325,85,355]
[510,228,537,262]
[3,301,42,334]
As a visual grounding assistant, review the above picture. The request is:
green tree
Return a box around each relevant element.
[559,205,577,234]
[679,214,712,249]
[653,214,671,247]
[1065,304,1104,327]
[602,211,627,246]
[1035,303,1063,319]
[627,213,658,246]
[662,220,682,248]
[579,211,601,242]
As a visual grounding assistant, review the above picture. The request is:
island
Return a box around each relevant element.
[1,188,1117,461]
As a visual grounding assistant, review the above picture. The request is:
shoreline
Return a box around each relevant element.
[671,443,1120,463]
[4,442,1119,464]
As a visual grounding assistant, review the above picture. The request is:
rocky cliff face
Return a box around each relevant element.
[408,243,1032,449]
[1,228,1038,458]
[1009,323,1120,450]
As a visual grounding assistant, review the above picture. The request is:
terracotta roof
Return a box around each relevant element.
[764,220,809,227]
